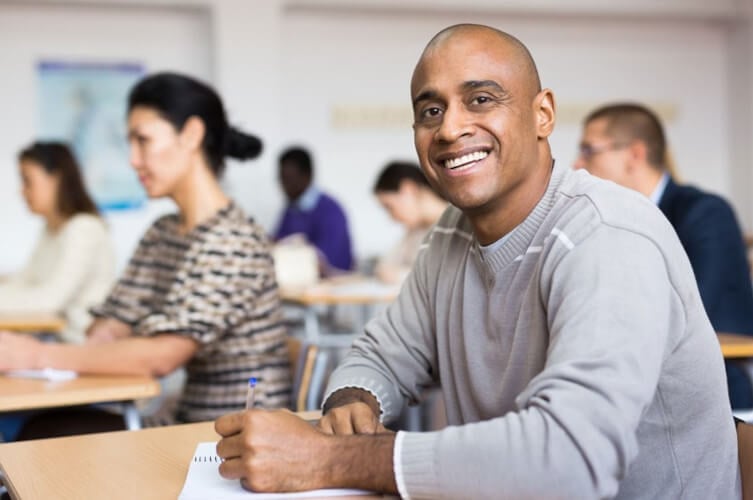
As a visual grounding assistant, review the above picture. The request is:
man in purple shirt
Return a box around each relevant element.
[274,146,353,272]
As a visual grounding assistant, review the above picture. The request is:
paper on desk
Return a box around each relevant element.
[179,442,373,499]
[6,368,77,381]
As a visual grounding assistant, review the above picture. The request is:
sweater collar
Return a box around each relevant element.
[472,160,567,276]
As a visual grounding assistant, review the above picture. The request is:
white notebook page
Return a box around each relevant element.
[179,442,373,499]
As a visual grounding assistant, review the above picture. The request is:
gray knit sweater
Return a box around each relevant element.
[324,163,739,499]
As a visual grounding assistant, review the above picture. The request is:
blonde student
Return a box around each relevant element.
[0,142,114,343]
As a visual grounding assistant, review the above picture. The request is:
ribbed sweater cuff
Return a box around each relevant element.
[397,431,440,499]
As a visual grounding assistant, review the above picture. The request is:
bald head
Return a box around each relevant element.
[414,24,542,99]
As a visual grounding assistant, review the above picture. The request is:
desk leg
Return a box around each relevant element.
[122,402,142,430]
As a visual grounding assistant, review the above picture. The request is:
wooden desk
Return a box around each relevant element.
[718,332,753,359]
[0,411,386,500]
[0,313,65,333]
[0,374,160,430]
[280,275,399,307]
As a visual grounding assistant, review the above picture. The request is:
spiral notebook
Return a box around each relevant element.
[179,442,373,499]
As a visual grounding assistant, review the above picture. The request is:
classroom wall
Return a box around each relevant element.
[0,0,751,273]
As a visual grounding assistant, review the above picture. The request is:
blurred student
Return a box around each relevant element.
[0,142,114,344]
[274,146,353,273]
[0,73,291,436]
[373,161,446,284]
[575,102,753,408]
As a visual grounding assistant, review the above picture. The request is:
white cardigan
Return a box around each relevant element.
[0,213,115,343]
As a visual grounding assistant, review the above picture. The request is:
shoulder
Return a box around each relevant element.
[548,168,679,254]
[317,192,346,212]
[61,213,108,239]
[673,184,734,220]
[424,205,474,250]
[200,203,270,250]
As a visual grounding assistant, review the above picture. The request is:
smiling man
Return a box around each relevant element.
[214,24,738,498]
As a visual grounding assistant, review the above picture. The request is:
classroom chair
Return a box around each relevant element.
[286,336,320,412]
[737,418,753,499]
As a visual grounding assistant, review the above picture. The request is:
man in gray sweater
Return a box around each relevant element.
[215,24,739,499]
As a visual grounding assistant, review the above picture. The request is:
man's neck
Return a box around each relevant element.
[470,157,554,246]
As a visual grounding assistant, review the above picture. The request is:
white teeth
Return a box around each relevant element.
[443,151,489,169]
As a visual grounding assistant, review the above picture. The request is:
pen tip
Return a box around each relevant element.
[248,377,257,387]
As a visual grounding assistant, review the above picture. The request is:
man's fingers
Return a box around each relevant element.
[351,408,378,434]
[331,410,356,435]
[215,410,247,437]
[218,456,245,480]
[317,416,335,435]
[216,434,248,461]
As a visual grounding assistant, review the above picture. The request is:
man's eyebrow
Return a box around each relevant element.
[462,80,507,94]
[412,90,438,108]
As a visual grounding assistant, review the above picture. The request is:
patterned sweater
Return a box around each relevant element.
[325,164,738,499]
[93,202,291,422]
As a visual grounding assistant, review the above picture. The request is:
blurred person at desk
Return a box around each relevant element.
[0,142,114,343]
[273,146,354,275]
[0,72,291,440]
[213,24,737,498]
[574,103,753,409]
[372,161,447,284]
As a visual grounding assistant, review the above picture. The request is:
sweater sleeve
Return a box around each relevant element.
[397,226,677,499]
[323,242,437,422]
[0,216,109,313]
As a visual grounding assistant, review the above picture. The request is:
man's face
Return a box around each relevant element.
[410,31,547,216]
[574,118,632,187]
[279,161,310,202]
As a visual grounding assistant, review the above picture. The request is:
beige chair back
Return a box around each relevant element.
[738,419,753,499]
[285,336,319,412]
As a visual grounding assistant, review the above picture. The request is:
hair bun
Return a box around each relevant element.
[225,127,263,160]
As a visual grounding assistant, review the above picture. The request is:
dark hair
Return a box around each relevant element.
[584,103,667,170]
[18,142,99,218]
[373,161,430,193]
[279,146,313,178]
[128,72,262,177]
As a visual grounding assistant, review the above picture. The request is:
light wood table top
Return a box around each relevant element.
[0,313,65,333]
[0,374,160,412]
[280,275,399,306]
[718,332,753,359]
[0,410,387,500]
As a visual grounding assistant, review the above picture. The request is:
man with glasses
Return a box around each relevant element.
[576,102,753,409]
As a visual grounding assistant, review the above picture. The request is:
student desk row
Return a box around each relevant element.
[0,411,391,500]
[0,374,160,430]
[718,332,753,358]
[0,312,65,334]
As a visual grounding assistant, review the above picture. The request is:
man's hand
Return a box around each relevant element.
[215,409,332,493]
[0,331,42,370]
[318,387,389,435]
[215,408,399,495]
[318,401,387,435]
[86,318,131,344]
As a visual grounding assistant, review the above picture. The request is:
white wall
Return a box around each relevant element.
[0,2,212,272]
[280,8,734,257]
[0,0,751,273]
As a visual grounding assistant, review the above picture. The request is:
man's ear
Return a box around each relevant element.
[534,88,556,139]
[180,116,206,152]
[627,141,648,167]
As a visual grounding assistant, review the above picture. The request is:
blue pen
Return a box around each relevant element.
[245,377,257,410]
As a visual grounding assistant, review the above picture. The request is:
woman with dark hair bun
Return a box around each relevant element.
[373,161,447,284]
[0,141,115,344]
[0,73,291,431]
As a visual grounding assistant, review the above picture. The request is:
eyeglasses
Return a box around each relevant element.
[577,142,628,161]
